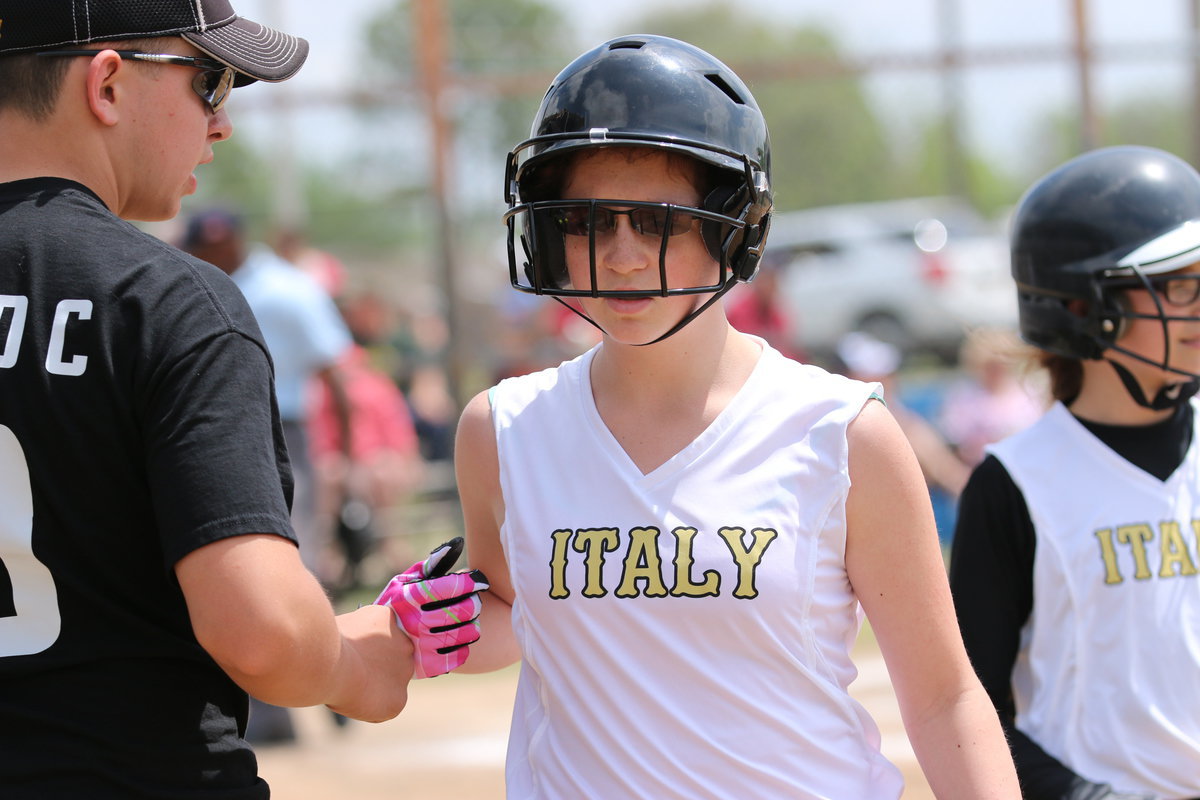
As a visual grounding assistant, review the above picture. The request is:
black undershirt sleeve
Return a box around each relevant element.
[949,455,1086,799]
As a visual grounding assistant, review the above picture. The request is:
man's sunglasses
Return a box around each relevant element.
[37,50,235,114]
[1109,273,1200,307]
[552,203,700,237]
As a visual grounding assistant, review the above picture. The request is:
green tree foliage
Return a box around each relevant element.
[900,116,1022,217]
[623,3,1031,218]
[198,1,1070,258]
[185,135,421,253]
[1104,97,1192,157]
[191,0,580,257]
[625,5,898,212]
[364,0,576,165]
[1031,95,1195,179]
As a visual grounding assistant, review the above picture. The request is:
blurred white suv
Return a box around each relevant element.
[766,197,1017,362]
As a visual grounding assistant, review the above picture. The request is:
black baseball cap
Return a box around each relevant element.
[0,0,308,84]
[181,207,242,249]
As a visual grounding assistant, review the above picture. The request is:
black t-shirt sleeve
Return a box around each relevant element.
[949,455,1088,799]
[141,329,296,568]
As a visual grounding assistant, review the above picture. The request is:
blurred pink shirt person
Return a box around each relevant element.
[309,345,422,510]
[939,328,1045,466]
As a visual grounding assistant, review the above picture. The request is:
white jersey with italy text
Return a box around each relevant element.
[490,339,904,800]
[989,401,1200,798]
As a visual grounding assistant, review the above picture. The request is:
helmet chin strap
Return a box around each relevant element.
[552,280,738,347]
[636,281,738,346]
[1106,358,1200,410]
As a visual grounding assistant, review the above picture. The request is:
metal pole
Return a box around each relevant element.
[1190,0,1200,164]
[261,0,305,231]
[413,0,463,407]
[1072,0,1100,151]
[937,0,969,198]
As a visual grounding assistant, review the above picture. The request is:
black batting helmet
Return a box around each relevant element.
[503,34,773,303]
[1012,145,1200,359]
[1011,145,1200,407]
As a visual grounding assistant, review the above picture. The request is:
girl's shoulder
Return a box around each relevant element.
[490,346,594,418]
[760,347,879,404]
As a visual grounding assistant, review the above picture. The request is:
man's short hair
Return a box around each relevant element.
[0,53,72,121]
[0,37,175,121]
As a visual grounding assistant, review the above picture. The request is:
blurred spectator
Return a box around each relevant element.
[837,332,971,500]
[379,298,462,463]
[725,252,806,361]
[490,291,595,382]
[837,331,970,544]
[274,224,347,299]
[406,364,457,463]
[938,327,1045,467]
[182,209,353,744]
[341,291,396,362]
[310,291,425,592]
[308,332,424,595]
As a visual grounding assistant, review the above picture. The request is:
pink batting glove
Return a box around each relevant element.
[374,537,490,679]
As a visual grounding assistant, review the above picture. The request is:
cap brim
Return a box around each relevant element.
[1118,219,1200,275]
[184,17,308,85]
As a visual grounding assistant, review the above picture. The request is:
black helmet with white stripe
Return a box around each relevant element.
[1011,145,1200,407]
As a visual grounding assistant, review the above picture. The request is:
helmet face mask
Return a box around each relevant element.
[507,197,739,297]
[503,35,772,343]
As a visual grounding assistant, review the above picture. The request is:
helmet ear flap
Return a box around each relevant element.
[1018,292,1107,359]
[701,185,738,263]
[1097,291,1129,342]
[701,184,768,282]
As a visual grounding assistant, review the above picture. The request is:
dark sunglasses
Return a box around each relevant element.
[37,49,235,114]
[552,203,699,237]
[1111,273,1200,307]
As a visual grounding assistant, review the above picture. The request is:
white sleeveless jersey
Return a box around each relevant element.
[490,341,904,800]
[989,401,1200,797]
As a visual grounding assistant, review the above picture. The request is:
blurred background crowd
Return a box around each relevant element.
[134,0,1200,748]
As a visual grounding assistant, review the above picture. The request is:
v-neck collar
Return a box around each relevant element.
[573,338,772,483]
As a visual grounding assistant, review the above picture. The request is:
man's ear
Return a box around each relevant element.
[83,50,124,127]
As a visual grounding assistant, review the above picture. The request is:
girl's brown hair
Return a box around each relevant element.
[1039,352,1084,404]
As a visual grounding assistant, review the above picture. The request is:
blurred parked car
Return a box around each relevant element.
[766,197,1017,363]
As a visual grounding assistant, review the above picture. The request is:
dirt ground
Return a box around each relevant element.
[254,638,935,799]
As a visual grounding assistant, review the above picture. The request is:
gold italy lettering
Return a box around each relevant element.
[718,527,778,599]
[549,528,573,599]
[1159,521,1198,578]
[615,527,668,598]
[1116,524,1154,581]
[1094,528,1123,585]
[670,527,720,598]
[573,528,619,597]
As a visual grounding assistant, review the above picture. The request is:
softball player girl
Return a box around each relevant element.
[399,35,1021,799]
[950,145,1200,800]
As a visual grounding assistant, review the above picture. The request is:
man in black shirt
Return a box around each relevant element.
[0,3,419,797]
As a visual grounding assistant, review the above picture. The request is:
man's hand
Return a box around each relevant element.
[375,537,489,678]
[327,604,414,721]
